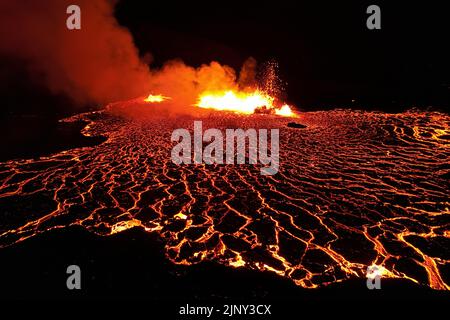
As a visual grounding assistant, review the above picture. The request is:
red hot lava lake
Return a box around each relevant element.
[0,106,449,289]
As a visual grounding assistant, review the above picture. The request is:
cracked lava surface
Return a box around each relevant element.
[0,107,449,289]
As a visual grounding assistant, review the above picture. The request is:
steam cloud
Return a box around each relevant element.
[0,0,256,110]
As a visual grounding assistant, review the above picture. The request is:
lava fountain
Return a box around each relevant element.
[196,90,296,117]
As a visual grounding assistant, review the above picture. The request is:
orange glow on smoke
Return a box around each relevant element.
[144,94,171,103]
[196,90,296,117]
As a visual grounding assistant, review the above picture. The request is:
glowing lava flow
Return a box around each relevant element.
[0,108,449,290]
[144,94,171,103]
[197,90,295,117]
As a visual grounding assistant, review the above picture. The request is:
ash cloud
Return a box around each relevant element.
[0,0,255,110]
[0,0,152,105]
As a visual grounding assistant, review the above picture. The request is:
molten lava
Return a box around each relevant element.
[197,90,295,117]
[275,104,295,117]
[0,108,449,290]
[144,94,171,103]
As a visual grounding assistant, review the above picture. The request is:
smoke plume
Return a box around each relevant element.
[0,0,249,110]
